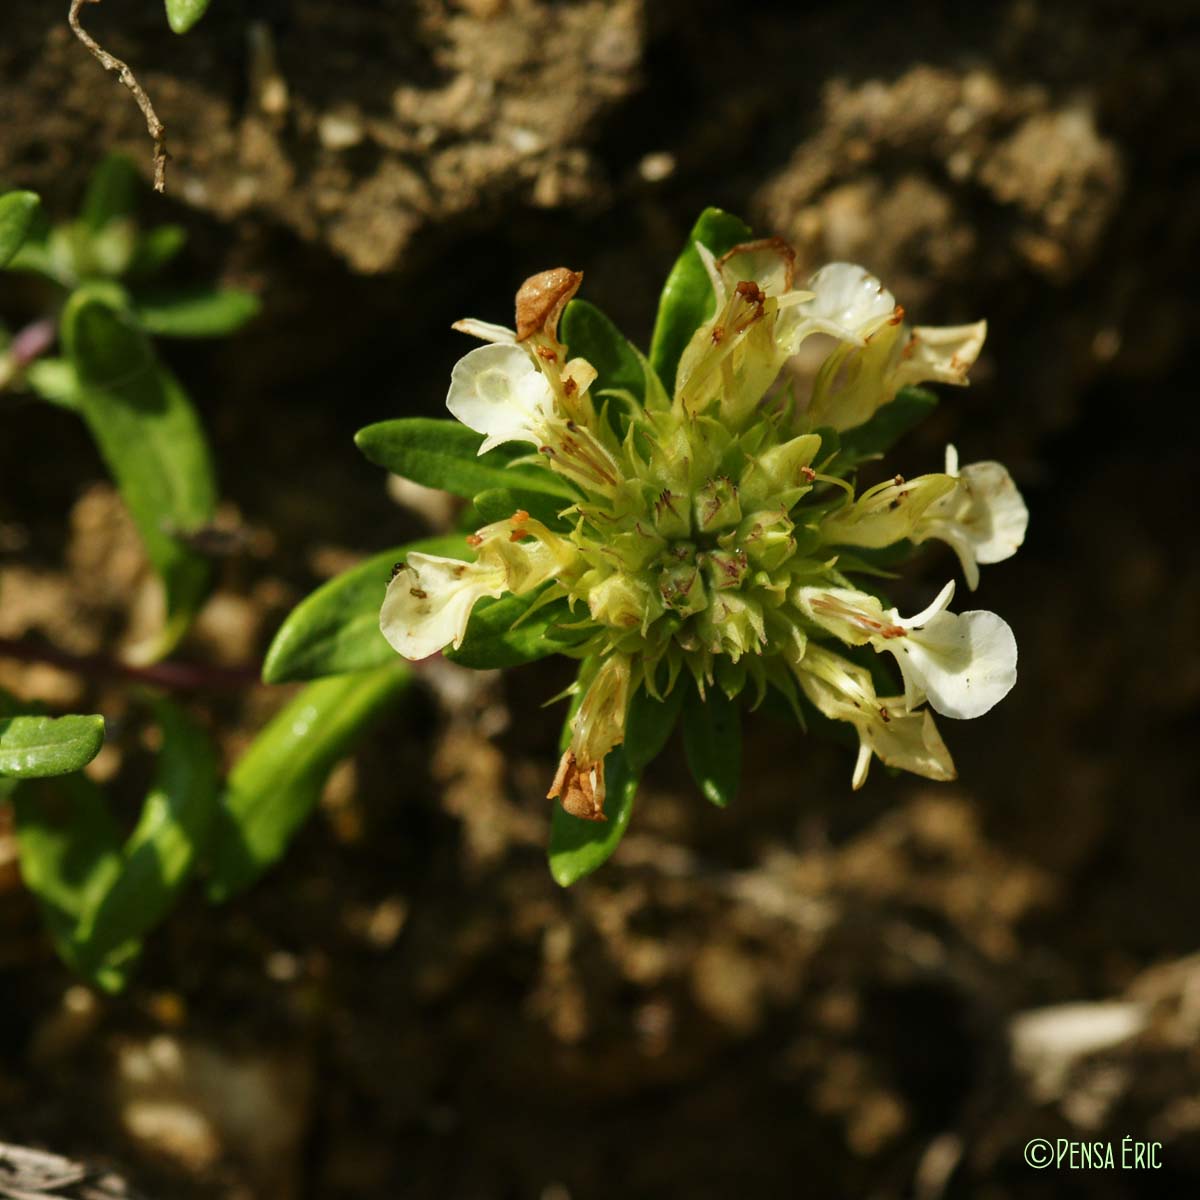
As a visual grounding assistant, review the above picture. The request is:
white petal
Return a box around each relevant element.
[864,707,957,782]
[380,552,505,659]
[794,263,898,346]
[898,580,956,630]
[445,343,555,454]
[892,321,986,389]
[944,443,960,476]
[958,461,1029,564]
[886,609,1017,720]
[451,318,517,344]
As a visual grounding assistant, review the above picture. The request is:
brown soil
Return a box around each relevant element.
[2,1,1199,1197]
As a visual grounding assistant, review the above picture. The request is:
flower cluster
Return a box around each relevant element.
[381,237,1027,817]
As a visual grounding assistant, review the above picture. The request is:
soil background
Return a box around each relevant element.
[2,1,1200,1197]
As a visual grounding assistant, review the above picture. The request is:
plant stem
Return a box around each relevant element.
[0,636,261,692]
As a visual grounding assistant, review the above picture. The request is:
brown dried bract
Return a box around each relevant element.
[547,750,606,822]
[516,268,583,341]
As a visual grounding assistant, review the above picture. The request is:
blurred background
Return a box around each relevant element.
[2,0,1199,1196]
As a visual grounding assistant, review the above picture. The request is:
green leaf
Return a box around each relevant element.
[206,666,410,901]
[445,591,590,670]
[62,288,217,658]
[560,299,645,404]
[261,535,469,684]
[10,773,135,991]
[0,714,105,778]
[548,745,638,886]
[355,417,575,500]
[838,386,939,465]
[166,0,213,34]
[681,685,741,807]
[81,155,139,232]
[622,683,684,774]
[472,486,573,530]
[0,191,41,268]
[76,698,218,967]
[23,358,81,410]
[134,287,261,338]
[128,224,188,277]
[648,207,752,395]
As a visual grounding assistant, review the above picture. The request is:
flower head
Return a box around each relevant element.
[380,229,1024,808]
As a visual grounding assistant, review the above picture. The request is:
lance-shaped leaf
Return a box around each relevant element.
[81,155,139,232]
[560,299,646,405]
[262,536,470,684]
[356,417,575,500]
[0,191,41,268]
[622,683,684,774]
[129,224,188,277]
[837,386,939,466]
[62,288,217,659]
[206,665,411,901]
[134,287,261,338]
[10,774,136,992]
[682,684,741,807]
[445,591,590,670]
[76,698,218,967]
[648,207,753,395]
[548,745,638,887]
[166,0,213,34]
[0,714,105,779]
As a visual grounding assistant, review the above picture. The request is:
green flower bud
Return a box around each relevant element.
[694,475,741,534]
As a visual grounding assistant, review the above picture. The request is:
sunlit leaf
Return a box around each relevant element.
[560,299,645,405]
[62,288,217,658]
[134,287,261,338]
[76,698,218,966]
[207,666,411,901]
[0,714,105,779]
[0,191,41,268]
[166,0,213,35]
[10,774,135,992]
[355,417,575,500]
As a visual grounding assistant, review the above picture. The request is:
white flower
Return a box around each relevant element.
[890,322,987,391]
[914,445,1029,590]
[551,653,634,820]
[446,342,557,454]
[381,552,507,659]
[381,515,578,661]
[795,644,956,789]
[782,262,899,352]
[819,471,957,549]
[806,312,986,432]
[796,580,1018,720]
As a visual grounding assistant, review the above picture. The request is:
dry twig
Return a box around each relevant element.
[67,0,169,192]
